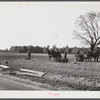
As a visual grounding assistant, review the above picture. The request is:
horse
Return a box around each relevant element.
[75,53,84,62]
[83,51,92,62]
[47,46,62,61]
[47,48,53,61]
[83,50,99,62]
[75,50,84,61]
[93,51,99,62]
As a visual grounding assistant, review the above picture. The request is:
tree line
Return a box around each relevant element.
[0,45,98,54]
[9,46,80,53]
[9,46,44,53]
[1,45,100,54]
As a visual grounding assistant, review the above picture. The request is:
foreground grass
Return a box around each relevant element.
[0,53,100,90]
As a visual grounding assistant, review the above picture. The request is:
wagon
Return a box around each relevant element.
[57,56,68,63]
[75,54,84,62]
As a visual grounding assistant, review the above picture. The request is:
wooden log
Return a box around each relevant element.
[0,65,45,77]
[0,65,9,69]
[20,68,45,77]
[15,71,44,77]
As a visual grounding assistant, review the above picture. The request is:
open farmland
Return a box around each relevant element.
[0,53,100,90]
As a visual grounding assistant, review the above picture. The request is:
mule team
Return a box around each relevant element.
[47,45,69,62]
[47,45,100,62]
[75,49,99,62]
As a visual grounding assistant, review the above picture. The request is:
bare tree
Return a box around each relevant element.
[74,11,100,53]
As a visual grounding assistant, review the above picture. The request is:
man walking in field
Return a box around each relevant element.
[27,51,31,60]
[64,45,69,62]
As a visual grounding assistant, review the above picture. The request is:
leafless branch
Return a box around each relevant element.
[74,11,100,49]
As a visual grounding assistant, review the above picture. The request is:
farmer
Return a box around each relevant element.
[53,45,56,52]
[27,51,31,60]
[64,45,69,62]
[56,48,62,61]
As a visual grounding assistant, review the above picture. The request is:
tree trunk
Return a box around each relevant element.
[90,44,95,53]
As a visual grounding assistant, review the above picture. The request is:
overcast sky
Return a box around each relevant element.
[0,2,100,49]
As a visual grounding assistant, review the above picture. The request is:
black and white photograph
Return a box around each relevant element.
[0,2,100,95]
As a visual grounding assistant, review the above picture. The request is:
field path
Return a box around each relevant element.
[0,77,34,90]
[0,73,76,90]
[0,73,52,90]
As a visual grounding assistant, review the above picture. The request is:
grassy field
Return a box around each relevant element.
[0,53,100,90]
